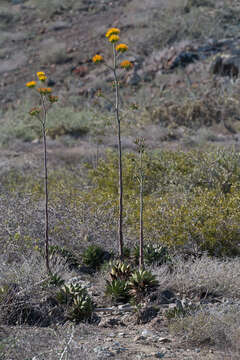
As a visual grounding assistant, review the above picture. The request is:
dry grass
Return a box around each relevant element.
[169,304,240,356]
[155,255,240,299]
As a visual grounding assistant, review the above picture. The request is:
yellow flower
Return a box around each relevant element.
[120,60,133,69]
[92,54,104,63]
[26,81,36,88]
[39,75,47,82]
[37,71,46,78]
[116,43,128,53]
[109,35,119,43]
[37,87,52,94]
[105,27,120,38]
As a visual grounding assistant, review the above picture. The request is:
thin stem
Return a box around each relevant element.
[41,94,51,275]
[139,148,144,269]
[113,43,124,259]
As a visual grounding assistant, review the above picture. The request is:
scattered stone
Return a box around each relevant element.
[158,337,172,343]
[141,329,154,337]
[134,335,146,342]
[48,21,71,31]
[11,0,25,4]
[152,352,165,359]
[93,345,114,358]
[98,317,124,328]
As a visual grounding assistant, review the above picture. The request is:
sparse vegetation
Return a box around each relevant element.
[1,0,240,359]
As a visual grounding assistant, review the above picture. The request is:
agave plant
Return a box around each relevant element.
[128,269,159,300]
[56,283,94,322]
[48,273,65,287]
[109,261,132,281]
[105,279,130,303]
[56,283,86,305]
[67,293,94,323]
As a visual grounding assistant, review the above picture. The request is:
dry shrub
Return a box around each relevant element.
[154,256,240,299]
[170,304,240,354]
[148,93,240,130]
[39,39,69,65]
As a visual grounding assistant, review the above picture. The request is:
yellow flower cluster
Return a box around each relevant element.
[37,71,47,82]
[116,43,128,53]
[105,27,120,38]
[92,54,104,63]
[109,34,119,43]
[26,81,36,88]
[93,28,131,70]
[120,60,133,70]
[37,87,52,94]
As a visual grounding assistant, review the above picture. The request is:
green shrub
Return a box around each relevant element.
[0,105,92,146]
[82,245,106,270]
[84,149,240,256]
[133,244,172,266]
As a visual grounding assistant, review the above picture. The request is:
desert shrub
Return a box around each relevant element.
[40,245,81,270]
[132,244,172,266]
[39,41,70,65]
[82,245,109,270]
[84,149,240,256]
[29,0,74,17]
[169,305,240,350]
[154,256,240,299]
[149,94,240,130]
[0,104,92,146]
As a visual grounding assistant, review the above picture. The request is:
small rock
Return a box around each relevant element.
[154,352,165,359]
[48,21,71,31]
[134,335,145,342]
[11,0,25,4]
[118,303,131,310]
[158,337,172,343]
[141,329,154,337]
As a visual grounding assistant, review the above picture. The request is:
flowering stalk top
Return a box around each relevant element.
[92,54,104,63]
[116,43,128,53]
[26,81,36,88]
[37,71,46,78]
[120,60,133,70]
[109,34,119,43]
[105,27,120,38]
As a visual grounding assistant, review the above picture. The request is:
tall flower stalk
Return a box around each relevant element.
[26,73,58,274]
[135,137,145,269]
[92,28,132,259]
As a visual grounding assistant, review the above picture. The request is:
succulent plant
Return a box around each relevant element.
[67,293,94,323]
[105,279,130,303]
[56,283,94,322]
[128,269,159,300]
[109,261,132,281]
